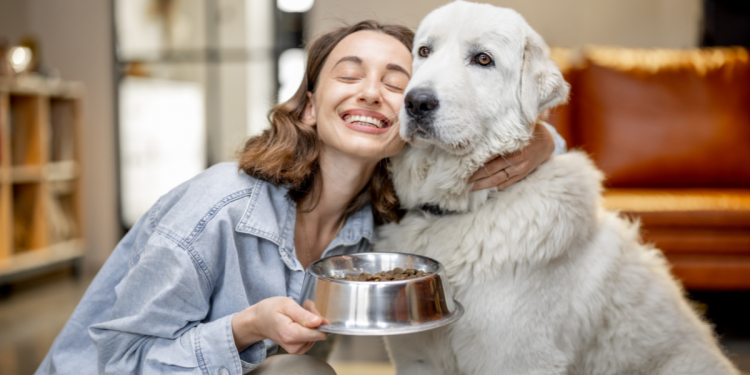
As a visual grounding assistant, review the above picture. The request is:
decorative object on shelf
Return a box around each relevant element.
[7,46,33,74]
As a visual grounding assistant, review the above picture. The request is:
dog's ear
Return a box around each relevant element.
[519,30,570,125]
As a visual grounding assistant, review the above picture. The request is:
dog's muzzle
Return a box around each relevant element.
[405,88,439,119]
[404,88,439,139]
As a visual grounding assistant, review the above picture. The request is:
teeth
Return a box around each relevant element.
[346,114,385,128]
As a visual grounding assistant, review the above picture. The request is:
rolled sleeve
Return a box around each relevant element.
[239,341,267,373]
[540,121,567,156]
[196,314,266,374]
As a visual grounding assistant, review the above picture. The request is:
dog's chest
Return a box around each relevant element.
[380,208,587,367]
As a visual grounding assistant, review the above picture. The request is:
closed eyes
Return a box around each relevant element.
[385,84,404,92]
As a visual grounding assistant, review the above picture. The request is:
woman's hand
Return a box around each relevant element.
[231,297,328,354]
[470,124,556,191]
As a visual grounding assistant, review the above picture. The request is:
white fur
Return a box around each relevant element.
[378,2,739,374]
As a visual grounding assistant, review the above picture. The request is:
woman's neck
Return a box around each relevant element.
[313,147,376,221]
[295,147,376,268]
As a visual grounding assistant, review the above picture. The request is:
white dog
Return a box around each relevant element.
[376,2,739,374]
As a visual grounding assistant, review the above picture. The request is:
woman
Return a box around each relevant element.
[37,21,564,375]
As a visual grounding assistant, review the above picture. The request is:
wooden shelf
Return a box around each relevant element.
[0,75,84,98]
[8,162,79,182]
[11,165,43,182]
[46,160,79,181]
[0,239,84,284]
[0,75,85,284]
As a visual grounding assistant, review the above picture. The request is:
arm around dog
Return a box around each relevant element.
[471,121,565,191]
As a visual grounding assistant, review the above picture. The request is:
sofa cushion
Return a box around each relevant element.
[604,189,750,255]
[574,47,750,188]
[666,254,750,290]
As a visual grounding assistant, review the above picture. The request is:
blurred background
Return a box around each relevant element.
[0,0,748,374]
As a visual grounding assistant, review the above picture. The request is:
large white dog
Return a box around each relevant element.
[376,2,739,374]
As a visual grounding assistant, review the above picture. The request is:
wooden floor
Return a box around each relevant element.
[0,273,748,374]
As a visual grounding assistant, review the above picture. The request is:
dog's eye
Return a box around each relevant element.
[418,46,431,58]
[475,53,492,66]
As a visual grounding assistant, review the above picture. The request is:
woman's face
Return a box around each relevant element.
[304,30,412,161]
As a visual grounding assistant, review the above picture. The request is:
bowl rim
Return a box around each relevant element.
[316,299,464,336]
[307,251,445,284]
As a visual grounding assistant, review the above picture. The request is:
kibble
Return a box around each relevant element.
[331,268,432,282]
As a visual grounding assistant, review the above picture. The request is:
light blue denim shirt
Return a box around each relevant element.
[541,121,567,157]
[36,124,565,375]
[36,163,375,375]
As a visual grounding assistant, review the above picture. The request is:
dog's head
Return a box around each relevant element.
[390,1,569,212]
[400,1,569,157]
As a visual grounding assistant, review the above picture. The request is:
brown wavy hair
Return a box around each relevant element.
[238,21,413,224]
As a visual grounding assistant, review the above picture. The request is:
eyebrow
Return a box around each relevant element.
[333,56,362,67]
[386,63,411,78]
[333,56,411,78]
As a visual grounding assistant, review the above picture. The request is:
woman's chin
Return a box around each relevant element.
[325,134,404,161]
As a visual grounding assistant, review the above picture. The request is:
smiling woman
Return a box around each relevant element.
[239,21,413,226]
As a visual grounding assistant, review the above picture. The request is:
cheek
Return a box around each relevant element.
[384,94,405,118]
[316,82,358,114]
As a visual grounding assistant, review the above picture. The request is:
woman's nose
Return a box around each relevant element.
[357,81,382,106]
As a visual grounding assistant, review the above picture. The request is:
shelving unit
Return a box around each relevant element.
[0,75,84,284]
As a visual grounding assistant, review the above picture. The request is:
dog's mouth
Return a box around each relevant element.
[405,123,473,154]
[414,128,433,140]
[340,109,392,129]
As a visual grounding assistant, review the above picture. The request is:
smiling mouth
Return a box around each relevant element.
[341,114,391,129]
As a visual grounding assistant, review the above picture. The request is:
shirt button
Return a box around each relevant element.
[219,367,229,375]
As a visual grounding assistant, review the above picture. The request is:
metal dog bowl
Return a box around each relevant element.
[297,252,464,335]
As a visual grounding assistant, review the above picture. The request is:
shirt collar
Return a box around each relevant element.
[235,179,376,249]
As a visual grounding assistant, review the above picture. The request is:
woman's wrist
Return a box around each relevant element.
[231,305,266,352]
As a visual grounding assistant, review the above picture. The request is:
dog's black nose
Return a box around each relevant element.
[405,88,439,119]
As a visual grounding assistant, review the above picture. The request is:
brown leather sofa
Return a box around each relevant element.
[547,47,750,290]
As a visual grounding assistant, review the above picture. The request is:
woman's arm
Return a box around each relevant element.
[231,297,326,354]
[470,121,566,191]
[88,232,326,374]
[88,235,253,374]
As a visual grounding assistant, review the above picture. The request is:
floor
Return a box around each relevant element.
[0,273,748,375]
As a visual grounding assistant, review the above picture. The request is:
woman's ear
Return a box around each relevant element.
[301,92,317,126]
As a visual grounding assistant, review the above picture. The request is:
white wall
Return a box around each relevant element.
[1,0,120,272]
[307,0,702,48]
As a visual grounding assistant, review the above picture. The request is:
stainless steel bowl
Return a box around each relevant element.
[297,252,464,335]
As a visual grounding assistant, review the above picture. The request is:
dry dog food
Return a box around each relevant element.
[332,267,432,281]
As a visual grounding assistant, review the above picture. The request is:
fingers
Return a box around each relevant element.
[469,155,511,182]
[237,297,328,355]
[282,298,324,329]
[469,124,558,192]
[302,299,330,325]
[277,299,327,343]
[279,317,328,343]
[496,173,524,191]
[472,158,531,191]
[282,339,317,355]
